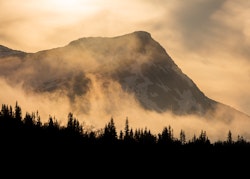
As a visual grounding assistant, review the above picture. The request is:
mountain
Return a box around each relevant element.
[0,31,249,122]
[0,45,26,58]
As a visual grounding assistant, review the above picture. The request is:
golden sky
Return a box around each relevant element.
[1,0,250,117]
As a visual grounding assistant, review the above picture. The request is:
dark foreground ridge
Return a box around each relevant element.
[1,102,250,153]
[1,102,250,177]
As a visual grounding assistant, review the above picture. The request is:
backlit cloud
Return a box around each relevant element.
[0,0,250,132]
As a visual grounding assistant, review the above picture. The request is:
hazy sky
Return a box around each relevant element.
[1,0,250,117]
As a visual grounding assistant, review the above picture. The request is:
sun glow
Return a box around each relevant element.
[47,0,98,13]
[50,0,81,10]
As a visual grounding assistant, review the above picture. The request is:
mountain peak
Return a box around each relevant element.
[68,30,152,46]
[124,31,152,44]
[131,30,151,37]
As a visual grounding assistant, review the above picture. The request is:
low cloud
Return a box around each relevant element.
[1,73,250,143]
[0,0,250,141]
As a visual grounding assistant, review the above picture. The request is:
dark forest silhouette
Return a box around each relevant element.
[1,102,250,150]
[1,101,250,176]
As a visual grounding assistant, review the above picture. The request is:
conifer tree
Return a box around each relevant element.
[102,117,117,143]
[227,130,233,144]
[14,101,22,123]
[180,129,186,145]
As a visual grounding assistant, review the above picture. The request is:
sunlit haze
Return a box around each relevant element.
[0,0,250,142]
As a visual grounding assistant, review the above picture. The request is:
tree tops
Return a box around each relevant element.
[0,102,249,149]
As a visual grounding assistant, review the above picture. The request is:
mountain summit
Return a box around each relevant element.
[64,30,216,115]
[0,31,248,122]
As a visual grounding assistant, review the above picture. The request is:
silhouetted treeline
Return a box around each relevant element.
[1,102,250,151]
[1,102,248,179]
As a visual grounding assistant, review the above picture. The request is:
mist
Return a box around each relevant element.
[1,0,250,117]
[1,0,250,143]
[1,70,250,143]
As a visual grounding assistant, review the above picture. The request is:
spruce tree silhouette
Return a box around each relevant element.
[122,117,136,145]
[1,101,250,166]
[101,117,117,145]
[179,129,186,145]
[157,125,174,145]
[14,101,22,126]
